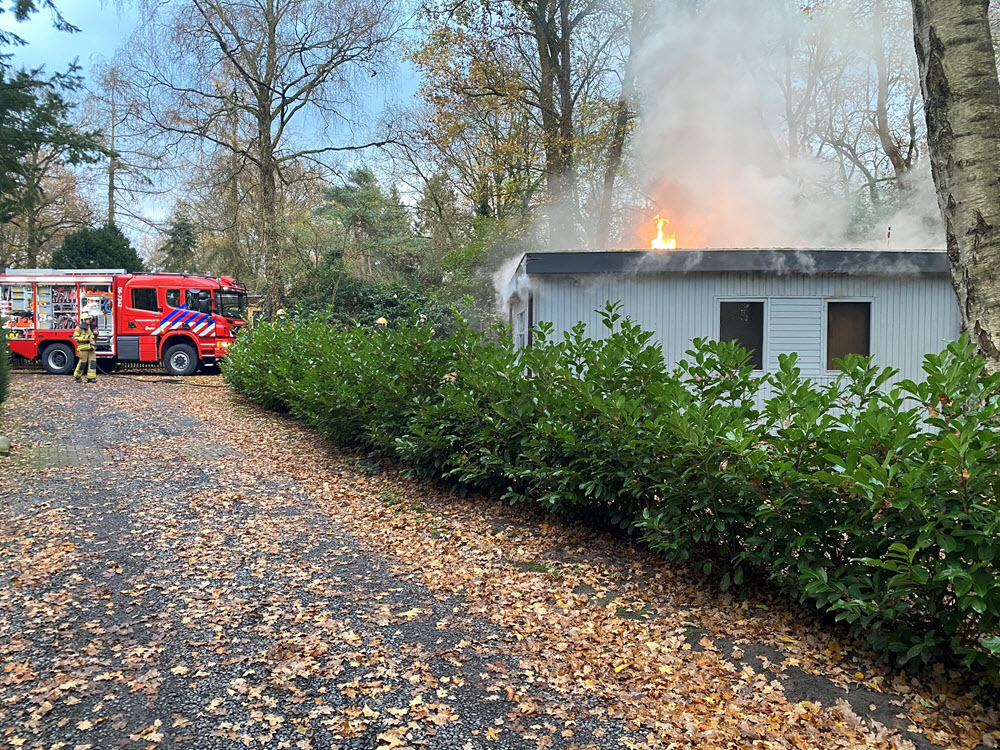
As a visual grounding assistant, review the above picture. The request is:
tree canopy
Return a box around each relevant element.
[0,2,103,225]
[51,222,144,272]
[5,0,997,343]
[159,215,197,274]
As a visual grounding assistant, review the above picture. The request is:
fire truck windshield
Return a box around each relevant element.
[219,291,248,319]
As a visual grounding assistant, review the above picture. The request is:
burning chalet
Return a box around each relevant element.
[504,249,958,388]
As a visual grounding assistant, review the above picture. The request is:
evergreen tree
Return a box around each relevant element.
[319,169,421,285]
[1,3,103,222]
[160,215,197,273]
[51,223,144,272]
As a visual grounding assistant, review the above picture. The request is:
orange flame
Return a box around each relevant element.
[651,215,677,250]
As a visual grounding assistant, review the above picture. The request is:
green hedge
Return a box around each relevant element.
[223,305,1000,674]
[0,338,10,416]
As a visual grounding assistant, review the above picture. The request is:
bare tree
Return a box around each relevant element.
[122,0,402,312]
[910,0,1000,365]
[526,0,585,246]
[593,0,643,249]
[869,0,920,187]
[80,61,170,233]
[0,151,96,268]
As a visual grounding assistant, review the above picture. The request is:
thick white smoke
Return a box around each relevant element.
[629,0,945,250]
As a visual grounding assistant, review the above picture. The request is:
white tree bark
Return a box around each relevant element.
[910,0,1000,366]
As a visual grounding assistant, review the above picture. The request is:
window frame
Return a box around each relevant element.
[515,309,526,350]
[823,297,874,373]
[129,287,161,313]
[165,288,182,309]
[715,297,768,372]
[527,292,534,348]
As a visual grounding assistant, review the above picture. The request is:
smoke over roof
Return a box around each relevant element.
[629,0,945,250]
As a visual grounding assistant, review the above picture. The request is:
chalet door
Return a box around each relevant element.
[119,285,162,361]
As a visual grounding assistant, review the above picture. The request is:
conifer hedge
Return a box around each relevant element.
[224,305,1000,674]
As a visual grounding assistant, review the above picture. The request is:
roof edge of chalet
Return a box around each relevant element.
[520,249,949,276]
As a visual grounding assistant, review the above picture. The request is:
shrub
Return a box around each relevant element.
[224,306,1000,675]
[0,337,9,415]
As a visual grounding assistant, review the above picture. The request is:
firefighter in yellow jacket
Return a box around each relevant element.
[72,313,98,383]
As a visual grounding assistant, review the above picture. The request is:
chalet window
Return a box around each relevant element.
[527,293,534,348]
[131,288,159,312]
[516,310,526,349]
[165,289,182,309]
[719,301,764,370]
[827,301,871,369]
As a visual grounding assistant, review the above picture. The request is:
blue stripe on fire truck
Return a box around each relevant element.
[152,309,183,335]
[171,311,197,329]
[153,310,216,337]
[192,315,215,336]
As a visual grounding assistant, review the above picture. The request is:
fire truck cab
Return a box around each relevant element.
[0,269,248,375]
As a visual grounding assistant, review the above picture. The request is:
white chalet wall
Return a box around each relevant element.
[529,271,960,388]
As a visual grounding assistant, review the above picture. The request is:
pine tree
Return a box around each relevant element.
[160,215,197,273]
[1,3,103,223]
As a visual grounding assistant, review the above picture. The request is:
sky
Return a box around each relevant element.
[0,0,132,74]
[0,1,420,95]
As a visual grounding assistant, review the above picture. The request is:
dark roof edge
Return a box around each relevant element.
[520,249,950,276]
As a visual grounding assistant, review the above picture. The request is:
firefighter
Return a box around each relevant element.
[375,316,388,328]
[72,313,98,383]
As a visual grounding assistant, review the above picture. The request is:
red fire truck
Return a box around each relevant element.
[0,269,248,375]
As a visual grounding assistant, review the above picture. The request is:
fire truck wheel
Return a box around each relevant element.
[164,343,199,376]
[41,343,76,375]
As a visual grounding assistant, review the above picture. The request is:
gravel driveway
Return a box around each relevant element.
[1,372,996,750]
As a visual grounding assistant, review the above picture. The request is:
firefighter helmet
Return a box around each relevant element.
[375,316,388,327]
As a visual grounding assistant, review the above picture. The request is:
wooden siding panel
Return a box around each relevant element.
[768,297,823,374]
[527,272,961,387]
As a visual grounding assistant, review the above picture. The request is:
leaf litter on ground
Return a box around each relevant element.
[0,372,996,750]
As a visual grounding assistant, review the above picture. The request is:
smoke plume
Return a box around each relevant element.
[628,0,945,250]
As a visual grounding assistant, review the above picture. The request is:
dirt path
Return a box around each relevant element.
[0,372,996,750]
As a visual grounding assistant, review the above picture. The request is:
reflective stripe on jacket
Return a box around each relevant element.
[72,326,96,351]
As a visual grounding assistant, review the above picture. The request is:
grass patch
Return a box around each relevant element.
[509,559,562,578]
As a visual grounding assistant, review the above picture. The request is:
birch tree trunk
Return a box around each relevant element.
[910,0,1000,366]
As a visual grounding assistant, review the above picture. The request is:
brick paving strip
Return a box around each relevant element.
[12,444,236,469]
[20,445,109,469]
[0,371,996,750]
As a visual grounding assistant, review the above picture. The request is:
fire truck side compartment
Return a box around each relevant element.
[117,336,140,361]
